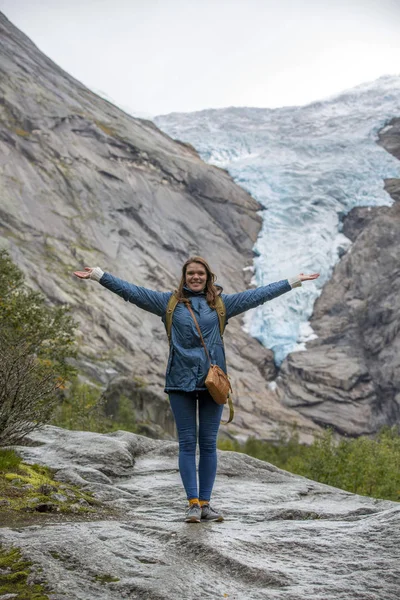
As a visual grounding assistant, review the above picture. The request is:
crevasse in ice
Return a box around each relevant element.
[155,76,400,365]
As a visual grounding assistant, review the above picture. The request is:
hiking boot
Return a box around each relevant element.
[185,503,202,523]
[201,503,224,522]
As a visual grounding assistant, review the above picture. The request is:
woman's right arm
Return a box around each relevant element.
[73,267,172,317]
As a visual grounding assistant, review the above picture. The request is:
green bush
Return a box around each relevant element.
[297,427,400,500]
[218,426,400,502]
[0,250,76,445]
[0,251,138,440]
[0,250,76,379]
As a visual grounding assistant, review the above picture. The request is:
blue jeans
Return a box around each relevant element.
[169,390,224,501]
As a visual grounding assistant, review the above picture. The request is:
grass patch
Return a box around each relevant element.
[0,544,50,599]
[218,426,400,502]
[0,448,23,471]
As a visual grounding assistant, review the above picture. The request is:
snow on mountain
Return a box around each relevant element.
[155,75,400,364]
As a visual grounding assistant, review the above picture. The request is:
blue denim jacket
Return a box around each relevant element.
[99,273,292,392]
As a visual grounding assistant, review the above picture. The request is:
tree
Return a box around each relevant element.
[0,250,76,445]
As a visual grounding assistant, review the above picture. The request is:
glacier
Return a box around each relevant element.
[155,75,400,365]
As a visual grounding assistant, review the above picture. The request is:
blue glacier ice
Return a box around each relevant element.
[155,76,400,365]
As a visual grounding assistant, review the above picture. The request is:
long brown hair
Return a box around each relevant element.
[175,256,221,309]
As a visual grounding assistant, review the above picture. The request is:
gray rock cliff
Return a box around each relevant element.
[0,13,317,441]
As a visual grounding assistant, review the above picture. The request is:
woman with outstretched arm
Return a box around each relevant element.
[74,256,319,523]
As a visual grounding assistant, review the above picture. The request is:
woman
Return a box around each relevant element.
[74,257,319,523]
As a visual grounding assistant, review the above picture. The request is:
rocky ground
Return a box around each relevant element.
[0,426,399,600]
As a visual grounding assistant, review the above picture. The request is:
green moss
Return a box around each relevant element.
[5,463,54,486]
[95,574,120,584]
[0,453,99,513]
[0,544,50,599]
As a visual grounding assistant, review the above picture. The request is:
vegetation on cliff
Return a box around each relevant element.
[51,380,138,434]
[0,251,136,444]
[0,250,76,445]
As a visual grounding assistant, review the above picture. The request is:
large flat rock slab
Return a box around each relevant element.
[1,426,398,599]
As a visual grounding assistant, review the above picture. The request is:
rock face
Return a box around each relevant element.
[0,13,318,441]
[278,119,400,435]
[2,425,399,600]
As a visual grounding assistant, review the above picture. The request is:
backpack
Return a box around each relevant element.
[165,293,234,423]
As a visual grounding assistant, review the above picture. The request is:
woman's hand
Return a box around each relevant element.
[299,272,320,282]
[73,267,94,279]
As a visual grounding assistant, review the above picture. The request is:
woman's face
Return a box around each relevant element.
[185,262,207,292]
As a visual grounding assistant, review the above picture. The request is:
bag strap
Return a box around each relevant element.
[187,303,234,425]
[225,393,234,424]
[186,304,212,367]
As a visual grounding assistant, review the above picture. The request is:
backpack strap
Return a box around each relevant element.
[165,293,179,344]
[215,295,226,339]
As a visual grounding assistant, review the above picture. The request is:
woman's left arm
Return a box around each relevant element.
[222,273,320,320]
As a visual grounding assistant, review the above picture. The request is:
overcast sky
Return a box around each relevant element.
[1,0,400,116]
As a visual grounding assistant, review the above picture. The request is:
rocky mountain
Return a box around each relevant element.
[277,121,400,434]
[0,13,318,441]
[156,82,400,436]
[1,425,398,600]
